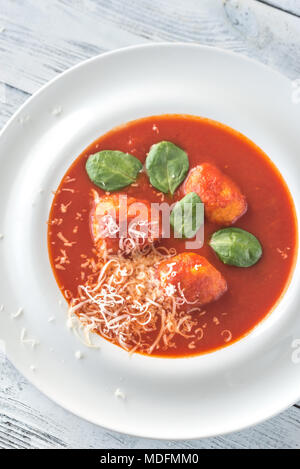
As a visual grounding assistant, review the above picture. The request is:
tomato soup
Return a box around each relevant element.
[48,115,297,357]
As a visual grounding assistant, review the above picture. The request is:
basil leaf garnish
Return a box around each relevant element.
[86,150,142,191]
[146,141,189,195]
[209,227,262,267]
[170,192,204,238]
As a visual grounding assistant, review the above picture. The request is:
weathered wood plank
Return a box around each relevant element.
[1,0,300,97]
[0,0,148,94]
[223,0,300,78]
[0,83,30,129]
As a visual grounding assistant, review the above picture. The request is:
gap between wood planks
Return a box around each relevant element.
[1,82,31,98]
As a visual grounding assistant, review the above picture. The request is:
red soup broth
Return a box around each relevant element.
[48,114,298,357]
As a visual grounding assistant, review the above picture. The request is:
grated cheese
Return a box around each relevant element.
[213,316,220,326]
[20,328,39,348]
[276,247,290,260]
[18,115,30,125]
[52,105,63,116]
[61,201,72,213]
[68,240,206,355]
[114,388,126,400]
[65,176,76,184]
[221,329,232,343]
[75,350,83,360]
[57,231,76,247]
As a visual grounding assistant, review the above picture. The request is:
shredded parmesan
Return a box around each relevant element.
[114,388,126,400]
[213,316,220,326]
[11,307,23,319]
[18,115,30,125]
[67,239,207,355]
[75,350,84,360]
[221,329,232,343]
[57,231,76,247]
[65,176,76,184]
[276,247,290,260]
[61,201,72,213]
[52,105,63,116]
[20,328,39,348]
[61,188,75,193]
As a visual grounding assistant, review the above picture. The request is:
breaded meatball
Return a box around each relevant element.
[90,190,161,253]
[184,163,247,225]
[157,252,227,306]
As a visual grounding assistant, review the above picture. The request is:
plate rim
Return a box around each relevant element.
[1,42,299,440]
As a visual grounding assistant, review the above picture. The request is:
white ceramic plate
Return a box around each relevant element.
[0,44,300,440]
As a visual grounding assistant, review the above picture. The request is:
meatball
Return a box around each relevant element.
[157,252,227,306]
[184,163,247,225]
[90,190,161,253]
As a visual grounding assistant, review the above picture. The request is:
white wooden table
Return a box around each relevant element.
[1,0,300,449]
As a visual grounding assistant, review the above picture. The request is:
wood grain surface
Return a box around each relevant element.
[0,0,300,449]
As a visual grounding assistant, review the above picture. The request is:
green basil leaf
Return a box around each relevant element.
[86,150,142,191]
[209,227,262,267]
[170,192,204,238]
[146,141,189,195]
